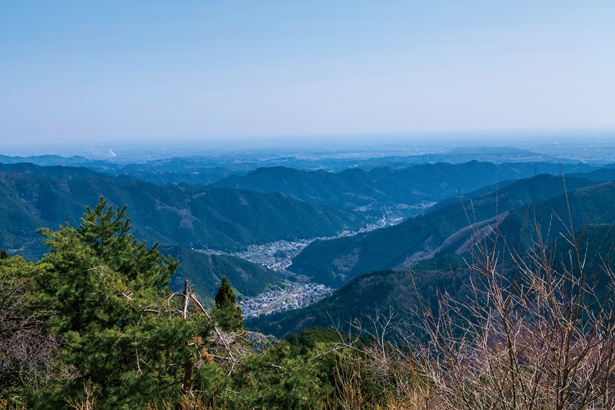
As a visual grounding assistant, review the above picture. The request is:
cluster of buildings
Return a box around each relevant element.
[229,239,314,271]
[239,281,333,318]
[217,220,407,318]
[223,213,405,273]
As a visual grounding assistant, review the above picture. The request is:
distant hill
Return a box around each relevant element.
[0,155,105,167]
[289,174,603,287]
[1,150,605,188]
[570,167,615,182]
[212,162,602,218]
[0,162,104,179]
[0,164,363,259]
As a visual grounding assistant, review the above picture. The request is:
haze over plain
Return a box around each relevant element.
[1,1,614,151]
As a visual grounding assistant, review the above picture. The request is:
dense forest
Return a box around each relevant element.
[3,194,615,409]
[3,157,615,408]
[4,0,614,405]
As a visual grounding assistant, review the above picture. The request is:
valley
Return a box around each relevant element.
[4,138,615,408]
[205,214,399,316]
[5,3,615,406]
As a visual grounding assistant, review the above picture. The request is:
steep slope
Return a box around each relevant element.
[0,165,363,259]
[570,167,615,182]
[247,266,479,339]
[249,224,615,338]
[289,174,601,287]
[212,162,603,219]
[163,246,282,302]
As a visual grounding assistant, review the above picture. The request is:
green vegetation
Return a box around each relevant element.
[0,199,370,409]
[164,246,282,302]
[4,174,615,408]
[0,164,362,259]
[212,276,244,332]
[29,199,211,408]
[290,174,604,287]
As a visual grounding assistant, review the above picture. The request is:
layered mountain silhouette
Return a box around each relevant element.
[289,174,610,287]
[213,162,599,218]
[0,163,362,259]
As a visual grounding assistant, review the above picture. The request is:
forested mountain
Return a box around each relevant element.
[4,160,615,409]
[249,223,615,338]
[163,246,282,302]
[212,161,600,217]
[570,167,615,182]
[0,164,363,259]
[289,174,606,287]
[0,163,104,179]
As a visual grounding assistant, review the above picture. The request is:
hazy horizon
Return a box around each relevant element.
[3,130,615,164]
[2,2,615,148]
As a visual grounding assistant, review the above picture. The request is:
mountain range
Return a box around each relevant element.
[248,220,615,338]
[0,163,362,259]
[212,162,600,218]
[288,174,605,287]
[3,157,615,340]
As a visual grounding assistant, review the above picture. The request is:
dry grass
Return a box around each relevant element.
[334,200,615,409]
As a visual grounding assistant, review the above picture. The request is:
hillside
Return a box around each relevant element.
[245,269,426,338]
[163,246,282,302]
[0,162,105,179]
[0,164,363,259]
[248,224,615,338]
[289,174,602,287]
[213,161,603,218]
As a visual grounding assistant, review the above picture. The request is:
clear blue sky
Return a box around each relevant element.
[1,1,614,147]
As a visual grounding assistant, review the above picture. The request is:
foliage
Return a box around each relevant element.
[212,276,244,332]
[5,187,615,408]
[29,198,212,409]
[165,246,282,301]
[0,256,62,407]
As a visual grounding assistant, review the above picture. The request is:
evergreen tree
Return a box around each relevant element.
[0,249,7,259]
[213,276,243,331]
[32,198,212,409]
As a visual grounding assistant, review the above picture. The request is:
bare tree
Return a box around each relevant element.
[0,258,64,393]
[418,216,615,410]
[331,192,615,410]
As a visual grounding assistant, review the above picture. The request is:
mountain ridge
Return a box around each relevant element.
[289,174,605,287]
[0,164,363,259]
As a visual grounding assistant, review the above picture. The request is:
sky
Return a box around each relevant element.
[1,1,615,149]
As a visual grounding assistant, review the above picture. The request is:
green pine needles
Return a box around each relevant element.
[31,198,213,409]
[213,276,244,332]
[2,197,346,410]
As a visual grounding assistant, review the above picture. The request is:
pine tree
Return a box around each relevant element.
[213,276,243,331]
[32,197,212,408]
